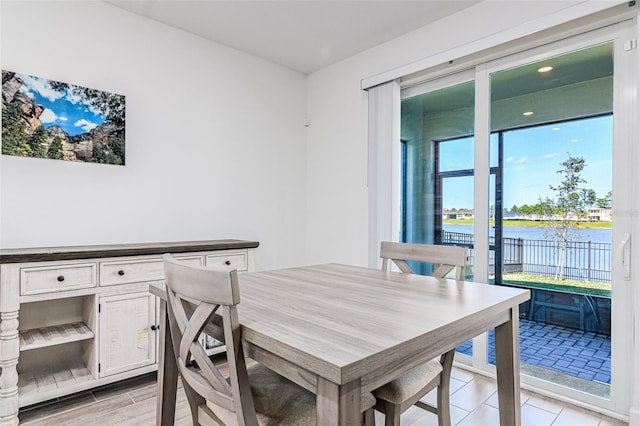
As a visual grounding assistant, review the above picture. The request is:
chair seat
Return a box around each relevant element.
[204,363,376,425]
[373,358,443,404]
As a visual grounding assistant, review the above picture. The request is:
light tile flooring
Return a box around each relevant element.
[19,366,628,425]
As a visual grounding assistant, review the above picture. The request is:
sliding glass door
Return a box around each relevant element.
[489,43,615,397]
[398,22,634,415]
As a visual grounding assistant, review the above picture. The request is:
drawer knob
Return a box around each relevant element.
[225,260,231,266]
[118,270,125,276]
[57,275,65,282]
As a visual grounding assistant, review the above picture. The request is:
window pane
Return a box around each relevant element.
[401,79,475,356]
[439,137,474,172]
[488,43,613,396]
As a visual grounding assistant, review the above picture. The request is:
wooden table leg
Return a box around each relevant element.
[494,307,522,426]
[156,299,178,426]
[316,377,361,426]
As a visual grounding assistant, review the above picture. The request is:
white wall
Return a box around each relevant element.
[0,1,308,270]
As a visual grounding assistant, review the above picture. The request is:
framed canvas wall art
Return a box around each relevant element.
[2,70,125,165]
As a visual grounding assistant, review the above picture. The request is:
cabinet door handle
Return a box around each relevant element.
[118,270,125,276]
[57,275,65,282]
[150,325,158,331]
[225,260,231,266]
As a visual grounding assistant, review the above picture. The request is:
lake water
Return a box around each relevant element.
[444,224,612,244]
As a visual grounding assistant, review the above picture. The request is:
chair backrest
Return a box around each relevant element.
[380,241,468,280]
[163,253,259,426]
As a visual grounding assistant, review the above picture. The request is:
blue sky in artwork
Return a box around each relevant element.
[438,115,613,209]
[16,72,106,137]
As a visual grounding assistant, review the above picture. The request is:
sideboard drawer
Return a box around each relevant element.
[205,252,247,271]
[100,258,162,286]
[21,263,97,295]
[100,256,203,286]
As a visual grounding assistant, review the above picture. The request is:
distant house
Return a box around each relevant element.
[443,209,474,220]
[503,211,530,221]
[587,206,612,222]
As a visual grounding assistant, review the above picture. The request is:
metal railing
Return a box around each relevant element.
[442,231,611,283]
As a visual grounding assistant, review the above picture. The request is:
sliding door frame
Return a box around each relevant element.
[475,22,635,417]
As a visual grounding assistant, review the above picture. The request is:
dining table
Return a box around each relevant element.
[150,263,530,426]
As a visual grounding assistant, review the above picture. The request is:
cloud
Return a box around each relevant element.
[39,108,58,124]
[86,104,103,117]
[65,89,83,105]
[65,88,103,117]
[506,156,527,164]
[538,153,560,160]
[59,116,68,121]
[74,119,98,132]
[18,73,64,102]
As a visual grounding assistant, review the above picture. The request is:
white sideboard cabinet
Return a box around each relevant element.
[0,239,258,425]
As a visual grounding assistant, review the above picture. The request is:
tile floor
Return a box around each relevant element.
[395,366,626,426]
[19,365,628,425]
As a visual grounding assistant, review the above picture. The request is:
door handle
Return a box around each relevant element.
[615,233,631,281]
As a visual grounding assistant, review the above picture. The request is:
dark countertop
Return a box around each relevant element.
[0,239,259,263]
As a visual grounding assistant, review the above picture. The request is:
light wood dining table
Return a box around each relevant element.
[150,263,530,426]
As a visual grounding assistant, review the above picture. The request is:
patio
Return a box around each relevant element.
[457,319,611,387]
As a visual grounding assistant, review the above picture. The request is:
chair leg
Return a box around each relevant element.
[437,349,456,426]
[362,408,375,426]
[436,384,451,426]
[382,400,401,426]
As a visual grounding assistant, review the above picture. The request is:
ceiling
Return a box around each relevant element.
[104,0,479,74]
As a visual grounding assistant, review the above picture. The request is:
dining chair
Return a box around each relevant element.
[162,254,376,426]
[375,241,468,426]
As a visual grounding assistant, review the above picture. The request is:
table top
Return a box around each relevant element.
[153,263,529,386]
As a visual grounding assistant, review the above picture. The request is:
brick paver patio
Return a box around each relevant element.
[456,319,611,384]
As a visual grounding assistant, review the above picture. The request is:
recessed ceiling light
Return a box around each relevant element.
[552,127,560,131]
[522,111,534,116]
[538,66,553,73]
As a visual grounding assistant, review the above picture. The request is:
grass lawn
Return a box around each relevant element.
[496,272,611,297]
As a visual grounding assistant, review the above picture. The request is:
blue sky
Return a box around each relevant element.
[439,115,613,210]
[16,72,106,136]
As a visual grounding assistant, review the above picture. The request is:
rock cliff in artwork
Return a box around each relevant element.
[2,71,44,134]
[2,71,22,102]
[2,70,125,165]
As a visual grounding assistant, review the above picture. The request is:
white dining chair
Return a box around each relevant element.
[375,241,468,426]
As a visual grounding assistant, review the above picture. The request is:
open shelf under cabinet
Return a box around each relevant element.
[19,322,94,351]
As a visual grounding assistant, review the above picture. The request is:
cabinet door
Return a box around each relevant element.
[99,292,156,377]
